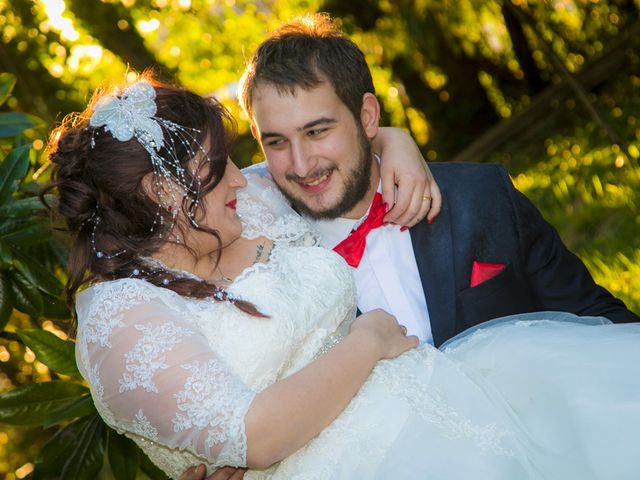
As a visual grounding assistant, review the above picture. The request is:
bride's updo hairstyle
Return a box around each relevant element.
[44,74,264,317]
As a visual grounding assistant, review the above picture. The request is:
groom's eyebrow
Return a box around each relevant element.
[259,117,338,141]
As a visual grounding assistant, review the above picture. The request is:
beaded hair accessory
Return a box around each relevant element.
[87,81,209,256]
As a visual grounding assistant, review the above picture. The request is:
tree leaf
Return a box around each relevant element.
[0,195,50,219]
[0,272,13,331]
[16,329,79,376]
[34,416,91,480]
[0,73,16,106]
[0,112,42,138]
[108,428,139,480]
[0,143,31,205]
[42,294,71,320]
[60,413,106,480]
[11,248,63,297]
[0,218,51,246]
[0,381,88,425]
[10,268,43,317]
[43,394,96,428]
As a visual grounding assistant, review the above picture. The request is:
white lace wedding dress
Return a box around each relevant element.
[75,171,640,479]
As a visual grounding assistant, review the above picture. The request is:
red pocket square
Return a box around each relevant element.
[470,261,506,288]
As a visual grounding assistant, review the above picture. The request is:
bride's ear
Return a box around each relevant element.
[141,172,170,208]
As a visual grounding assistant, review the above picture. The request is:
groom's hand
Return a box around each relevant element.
[179,464,246,480]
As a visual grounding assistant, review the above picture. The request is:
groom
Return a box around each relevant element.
[182,11,638,480]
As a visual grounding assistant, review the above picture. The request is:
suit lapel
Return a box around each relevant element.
[410,192,456,346]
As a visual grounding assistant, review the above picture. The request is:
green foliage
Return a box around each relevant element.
[0,381,88,425]
[16,330,79,377]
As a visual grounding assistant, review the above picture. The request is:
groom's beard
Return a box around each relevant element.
[275,127,373,220]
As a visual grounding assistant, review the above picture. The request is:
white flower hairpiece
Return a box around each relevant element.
[90,81,164,149]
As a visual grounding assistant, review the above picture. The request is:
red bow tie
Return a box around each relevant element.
[333,192,385,267]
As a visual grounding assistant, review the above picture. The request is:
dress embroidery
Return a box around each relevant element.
[119,322,194,393]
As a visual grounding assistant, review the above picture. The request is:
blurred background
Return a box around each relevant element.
[0,0,639,478]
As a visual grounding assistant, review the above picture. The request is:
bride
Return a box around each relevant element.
[48,77,640,480]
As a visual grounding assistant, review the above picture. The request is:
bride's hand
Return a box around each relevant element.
[373,127,442,228]
[350,309,419,360]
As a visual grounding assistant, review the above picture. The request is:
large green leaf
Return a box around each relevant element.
[108,428,139,480]
[60,413,106,480]
[0,143,31,205]
[0,73,15,106]
[9,268,43,316]
[0,380,88,425]
[0,272,13,332]
[0,240,10,267]
[0,218,51,245]
[0,112,41,138]
[34,416,90,480]
[17,329,79,376]
[43,394,96,428]
[0,195,51,218]
[0,272,13,330]
[42,294,71,319]
[11,248,63,297]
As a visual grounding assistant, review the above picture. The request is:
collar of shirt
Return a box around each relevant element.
[305,184,383,249]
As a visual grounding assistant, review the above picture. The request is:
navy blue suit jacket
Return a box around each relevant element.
[410,163,638,347]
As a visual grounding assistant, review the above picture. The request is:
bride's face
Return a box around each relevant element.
[184,159,247,254]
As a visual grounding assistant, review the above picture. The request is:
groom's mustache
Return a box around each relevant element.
[286,167,335,184]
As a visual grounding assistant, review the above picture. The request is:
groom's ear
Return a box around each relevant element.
[360,93,380,140]
[250,123,260,141]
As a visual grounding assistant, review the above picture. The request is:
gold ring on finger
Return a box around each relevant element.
[423,195,431,202]
[400,325,408,335]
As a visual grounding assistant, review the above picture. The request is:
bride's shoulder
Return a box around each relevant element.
[76,278,184,319]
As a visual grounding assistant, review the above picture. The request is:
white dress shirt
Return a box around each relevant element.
[307,197,434,345]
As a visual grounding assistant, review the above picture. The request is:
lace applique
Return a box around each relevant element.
[132,409,159,440]
[375,348,515,457]
[173,359,256,464]
[83,280,156,348]
[119,322,194,393]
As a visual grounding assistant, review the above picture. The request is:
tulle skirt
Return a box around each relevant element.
[255,312,640,480]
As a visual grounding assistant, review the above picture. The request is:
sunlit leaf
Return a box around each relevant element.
[108,428,139,480]
[0,143,31,205]
[0,272,13,331]
[0,112,42,138]
[43,394,96,428]
[0,381,88,425]
[17,329,79,376]
[10,268,44,317]
[60,413,106,480]
[0,73,16,107]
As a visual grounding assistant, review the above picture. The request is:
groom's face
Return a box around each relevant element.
[250,81,376,220]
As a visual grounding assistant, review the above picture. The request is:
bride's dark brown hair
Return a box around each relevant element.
[42,74,265,317]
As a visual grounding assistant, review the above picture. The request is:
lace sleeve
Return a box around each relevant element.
[238,162,319,246]
[75,280,256,468]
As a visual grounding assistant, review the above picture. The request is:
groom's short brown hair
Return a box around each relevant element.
[239,13,375,122]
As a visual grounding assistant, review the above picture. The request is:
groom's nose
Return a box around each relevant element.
[290,141,316,178]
